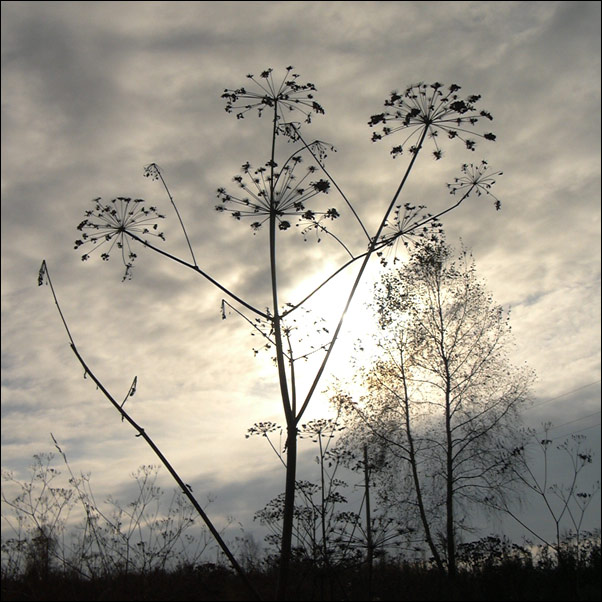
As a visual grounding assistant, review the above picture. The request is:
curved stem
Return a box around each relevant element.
[309,221,356,259]
[39,263,262,601]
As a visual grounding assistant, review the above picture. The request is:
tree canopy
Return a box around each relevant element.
[335,239,535,575]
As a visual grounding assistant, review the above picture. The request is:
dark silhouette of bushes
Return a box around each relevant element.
[2,546,601,601]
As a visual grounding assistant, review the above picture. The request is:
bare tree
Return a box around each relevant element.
[41,70,501,599]
[335,240,534,577]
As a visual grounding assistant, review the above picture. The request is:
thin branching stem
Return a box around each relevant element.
[125,232,269,320]
[154,166,198,267]
[38,261,76,347]
[222,299,287,361]
[292,124,371,242]
[281,186,473,320]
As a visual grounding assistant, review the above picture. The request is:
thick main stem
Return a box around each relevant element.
[266,106,296,601]
[278,426,297,599]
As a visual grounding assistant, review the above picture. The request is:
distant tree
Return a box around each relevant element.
[41,70,503,599]
[334,240,534,577]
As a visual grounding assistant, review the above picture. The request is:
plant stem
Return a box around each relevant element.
[264,103,296,601]
[363,445,373,601]
[40,263,262,601]
[155,168,198,267]
[296,127,429,425]
[127,232,269,319]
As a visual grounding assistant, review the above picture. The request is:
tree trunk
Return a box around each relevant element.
[399,348,445,573]
[444,372,456,579]
[364,445,373,601]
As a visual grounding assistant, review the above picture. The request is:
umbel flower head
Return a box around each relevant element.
[448,160,503,210]
[369,82,496,159]
[377,202,444,265]
[74,197,166,280]
[215,154,338,233]
[222,66,325,132]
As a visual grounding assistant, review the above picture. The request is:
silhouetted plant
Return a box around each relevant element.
[457,535,532,572]
[41,66,502,600]
[332,443,411,562]
[250,416,362,571]
[368,82,495,158]
[1,447,218,581]
[1,453,74,580]
[74,197,166,280]
[493,423,600,568]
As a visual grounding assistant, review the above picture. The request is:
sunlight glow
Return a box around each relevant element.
[282,264,383,419]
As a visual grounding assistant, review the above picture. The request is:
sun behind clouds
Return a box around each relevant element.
[275,267,381,419]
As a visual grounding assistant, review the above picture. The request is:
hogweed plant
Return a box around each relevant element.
[492,423,600,567]
[40,67,502,600]
[249,416,364,576]
[74,197,166,281]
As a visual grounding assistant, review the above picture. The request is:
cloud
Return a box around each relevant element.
[2,1,600,548]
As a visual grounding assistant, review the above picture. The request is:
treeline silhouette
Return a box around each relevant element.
[1,533,600,601]
[1,453,600,601]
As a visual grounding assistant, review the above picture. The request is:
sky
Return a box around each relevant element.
[1,1,600,555]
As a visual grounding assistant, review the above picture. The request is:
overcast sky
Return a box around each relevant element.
[1,1,600,551]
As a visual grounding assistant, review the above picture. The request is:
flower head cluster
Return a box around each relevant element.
[74,197,165,280]
[222,66,325,132]
[246,421,282,439]
[369,82,496,159]
[377,203,443,266]
[143,162,161,181]
[215,155,338,234]
[298,418,343,442]
[447,161,503,210]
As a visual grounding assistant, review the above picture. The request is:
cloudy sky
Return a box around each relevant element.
[2,1,600,550]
